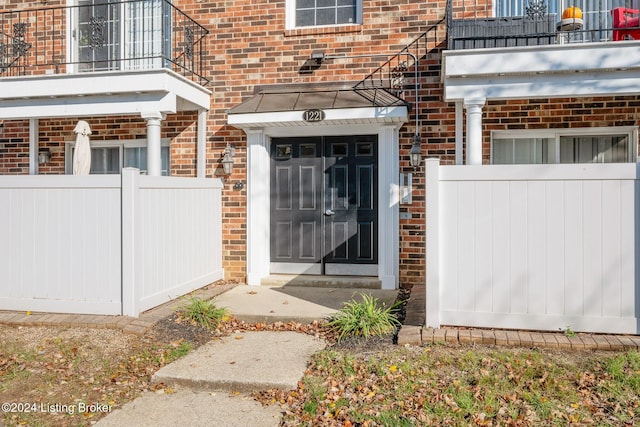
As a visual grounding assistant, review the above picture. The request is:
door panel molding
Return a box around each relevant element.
[270,136,378,276]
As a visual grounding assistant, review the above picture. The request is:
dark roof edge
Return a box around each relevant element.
[252,81,361,95]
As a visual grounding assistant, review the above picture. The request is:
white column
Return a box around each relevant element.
[464,99,485,165]
[245,128,270,286]
[142,112,165,176]
[377,125,400,290]
[197,109,207,178]
[29,118,39,175]
[455,101,463,165]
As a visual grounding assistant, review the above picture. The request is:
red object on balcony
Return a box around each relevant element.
[611,7,640,41]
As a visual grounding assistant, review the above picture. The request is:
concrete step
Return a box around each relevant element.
[151,331,326,393]
[261,274,381,289]
[214,284,397,324]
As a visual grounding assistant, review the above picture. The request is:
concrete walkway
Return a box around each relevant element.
[95,331,325,427]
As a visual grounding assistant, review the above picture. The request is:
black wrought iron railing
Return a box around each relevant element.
[0,0,208,84]
[446,0,640,49]
[355,21,444,97]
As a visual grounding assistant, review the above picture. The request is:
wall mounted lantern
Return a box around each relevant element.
[409,134,422,169]
[38,148,51,165]
[220,143,235,177]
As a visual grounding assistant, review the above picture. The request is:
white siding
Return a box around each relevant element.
[426,161,640,334]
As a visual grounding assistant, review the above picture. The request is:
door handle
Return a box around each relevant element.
[324,209,336,216]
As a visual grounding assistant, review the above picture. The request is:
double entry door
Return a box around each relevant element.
[270,135,378,276]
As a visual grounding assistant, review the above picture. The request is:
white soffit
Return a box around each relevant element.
[0,69,211,119]
[442,41,640,101]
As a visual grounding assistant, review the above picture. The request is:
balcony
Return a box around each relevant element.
[447,0,640,50]
[0,0,210,119]
[442,0,640,103]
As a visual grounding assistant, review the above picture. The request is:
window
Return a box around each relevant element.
[495,0,558,17]
[492,128,637,164]
[287,0,361,29]
[66,140,170,175]
[74,0,170,72]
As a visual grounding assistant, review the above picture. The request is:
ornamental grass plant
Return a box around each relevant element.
[177,296,229,330]
[327,293,400,342]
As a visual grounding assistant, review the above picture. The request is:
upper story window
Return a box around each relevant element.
[492,127,638,164]
[287,0,361,29]
[495,0,558,17]
[72,0,169,72]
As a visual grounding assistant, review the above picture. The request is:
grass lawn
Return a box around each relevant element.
[259,342,640,427]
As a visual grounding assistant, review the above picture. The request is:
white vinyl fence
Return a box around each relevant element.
[0,168,223,317]
[426,159,640,335]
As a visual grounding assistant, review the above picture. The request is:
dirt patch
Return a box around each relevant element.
[0,317,221,427]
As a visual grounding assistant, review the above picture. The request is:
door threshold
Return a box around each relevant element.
[261,274,382,289]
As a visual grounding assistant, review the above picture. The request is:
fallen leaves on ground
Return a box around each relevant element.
[256,344,640,427]
[0,314,330,427]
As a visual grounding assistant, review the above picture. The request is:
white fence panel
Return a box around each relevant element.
[426,160,640,335]
[0,176,122,315]
[125,170,223,314]
[1,171,224,317]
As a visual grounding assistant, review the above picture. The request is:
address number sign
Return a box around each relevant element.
[302,109,325,122]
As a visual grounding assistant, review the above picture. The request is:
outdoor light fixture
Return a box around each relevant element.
[409,134,422,169]
[310,51,325,64]
[38,148,51,165]
[220,143,235,177]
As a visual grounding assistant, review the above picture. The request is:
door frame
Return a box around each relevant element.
[243,122,403,290]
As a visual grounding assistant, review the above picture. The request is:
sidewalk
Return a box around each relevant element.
[95,331,325,427]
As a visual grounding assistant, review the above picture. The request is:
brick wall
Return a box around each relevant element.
[172,0,450,284]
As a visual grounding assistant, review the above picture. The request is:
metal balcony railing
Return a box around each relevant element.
[0,0,208,84]
[446,0,640,49]
[355,21,443,98]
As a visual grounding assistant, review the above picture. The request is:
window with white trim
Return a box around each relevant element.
[491,127,638,164]
[66,139,170,175]
[286,0,361,29]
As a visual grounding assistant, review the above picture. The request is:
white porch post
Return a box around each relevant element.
[378,124,400,290]
[246,128,270,285]
[464,99,485,165]
[142,112,165,176]
[455,101,463,165]
[197,109,207,178]
[29,118,39,175]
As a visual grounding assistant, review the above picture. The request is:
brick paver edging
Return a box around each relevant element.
[0,283,237,336]
[397,325,640,351]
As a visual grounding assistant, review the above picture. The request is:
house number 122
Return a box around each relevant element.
[302,109,325,122]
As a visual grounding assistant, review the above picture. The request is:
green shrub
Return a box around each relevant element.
[327,293,400,342]
[177,296,229,329]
